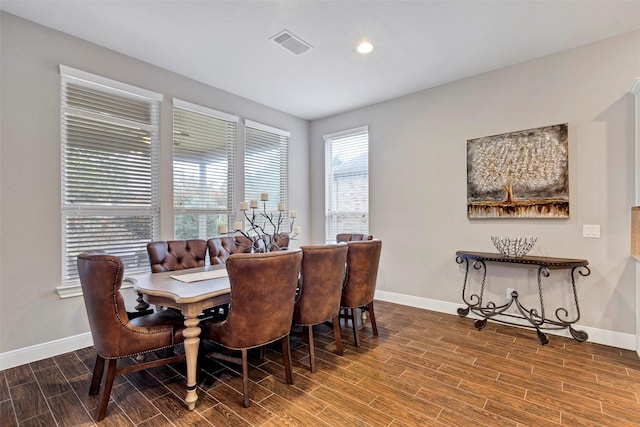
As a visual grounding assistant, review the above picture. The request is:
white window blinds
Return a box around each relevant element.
[244,120,290,214]
[173,100,238,239]
[324,126,369,243]
[60,66,161,295]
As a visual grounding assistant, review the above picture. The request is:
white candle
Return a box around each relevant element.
[289,210,297,218]
[250,200,258,208]
[233,221,243,231]
[261,193,269,201]
[278,202,285,211]
[217,223,228,234]
[294,226,302,234]
[240,201,249,211]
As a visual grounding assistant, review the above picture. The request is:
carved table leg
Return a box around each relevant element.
[135,291,151,313]
[182,315,201,410]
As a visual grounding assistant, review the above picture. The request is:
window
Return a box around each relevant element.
[173,100,238,239]
[60,66,161,297]
[244,120,290,218]
[324,126,369,243]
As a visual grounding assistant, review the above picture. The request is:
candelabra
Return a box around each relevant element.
[218,193,301,253]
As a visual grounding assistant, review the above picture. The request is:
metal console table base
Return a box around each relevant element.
[455,251,590,345]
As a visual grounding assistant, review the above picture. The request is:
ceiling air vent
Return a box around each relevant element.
[270,30,312,55]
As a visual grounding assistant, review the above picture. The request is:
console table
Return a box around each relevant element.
[455,251,590,345]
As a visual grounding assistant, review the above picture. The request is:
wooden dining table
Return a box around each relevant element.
[125,264,231,411]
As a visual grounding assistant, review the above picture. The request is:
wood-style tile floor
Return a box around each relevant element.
[2,300,640,426]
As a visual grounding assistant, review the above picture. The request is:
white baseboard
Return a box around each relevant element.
[1,293,636,370]
[0,333,93,370]
[374,290,637,351]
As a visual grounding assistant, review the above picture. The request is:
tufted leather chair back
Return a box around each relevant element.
[294,244,348,326]
[147,240,207,272]
[208,236,252,265]
[341,239,382,308]
[336,233,373,243]
[259,234,290,252]
[201,250,302,349]
[77,252,183,358]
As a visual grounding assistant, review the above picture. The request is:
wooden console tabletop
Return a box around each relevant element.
[455,250,590,345]
[455,251,588,269]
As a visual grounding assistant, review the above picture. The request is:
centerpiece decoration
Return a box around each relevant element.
[490,236,537,258]
[217,192,300,252]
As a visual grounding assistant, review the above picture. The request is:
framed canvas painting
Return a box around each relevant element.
[467,124,569,219]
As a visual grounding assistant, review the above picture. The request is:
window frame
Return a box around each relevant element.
[172,99,239,239]
[243,120,291,230]
[58,65,162,298]
[324,125,370,243]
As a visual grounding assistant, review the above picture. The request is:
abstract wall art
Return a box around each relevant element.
[467,124,569,219]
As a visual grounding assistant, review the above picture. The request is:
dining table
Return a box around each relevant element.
[125,264,231,411]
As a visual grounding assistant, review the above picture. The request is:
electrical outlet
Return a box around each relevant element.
[583,224,601,238]
[506,288,516,301]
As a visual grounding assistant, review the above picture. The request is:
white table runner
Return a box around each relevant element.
[171,269,229,283]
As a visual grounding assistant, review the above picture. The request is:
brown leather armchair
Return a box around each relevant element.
[77,252,186,421]
[200,249,302,407]
[147,239,207,272]
[293,244,348,372]
[340,239,382,347]
[336,233,373,243]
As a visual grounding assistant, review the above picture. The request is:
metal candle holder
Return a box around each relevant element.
[231,195,300,252]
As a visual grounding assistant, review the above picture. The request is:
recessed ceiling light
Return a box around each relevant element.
[357,42,373,54]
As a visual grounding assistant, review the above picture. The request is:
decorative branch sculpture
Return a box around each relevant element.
[219,194,300,253]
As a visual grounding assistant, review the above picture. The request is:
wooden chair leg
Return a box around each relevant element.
[340,308,348,327]
[281,335,294,384]
[368,302,378,336]
[332,315,344,356]
[96,359,117,421]
[89,355,104,395]
[307,325,316,373]
[351,307,360,347]
[241,348,250,408]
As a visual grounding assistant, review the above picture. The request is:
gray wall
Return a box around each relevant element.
[310,30,640,337]
[0,12,310,354]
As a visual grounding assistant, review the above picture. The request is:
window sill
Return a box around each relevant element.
[55,279,133,299]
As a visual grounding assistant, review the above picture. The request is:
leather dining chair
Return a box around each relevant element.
[340,239,382,347]
[147,239,208,272]
[293,244,348,372]
[261,233,290,251]
[77,252,186,421]
[207,237,252,318]
[207,236,252,265]
[134,239,209,319]
[336,233,373,243]
[146,239,227,318]
[200,249,302,407]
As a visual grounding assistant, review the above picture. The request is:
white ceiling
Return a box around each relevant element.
[3,1,640,120]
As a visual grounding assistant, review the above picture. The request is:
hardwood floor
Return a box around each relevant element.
[2,300,640,426]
